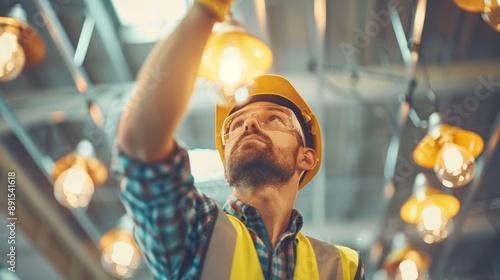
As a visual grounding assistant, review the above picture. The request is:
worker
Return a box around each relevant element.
[113,0,366,279]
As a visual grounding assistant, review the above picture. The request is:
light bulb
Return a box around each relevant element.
[53,168,95,208]
[0,31,26,82]
[421,205,442,231]
[219,47,245,85]
[434,144,476,188]
[111,241,135,266]
[101,234,141,278]
[398,260,419,280]
[417,205,453,244]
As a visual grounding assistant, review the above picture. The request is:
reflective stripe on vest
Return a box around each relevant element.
[200,206,359,279]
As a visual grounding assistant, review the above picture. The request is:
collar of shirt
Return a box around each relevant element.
[222,194,304,240]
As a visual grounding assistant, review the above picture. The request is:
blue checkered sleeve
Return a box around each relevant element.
[112,142,218,280]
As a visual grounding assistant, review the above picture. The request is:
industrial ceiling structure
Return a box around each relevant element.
[0,0,499,279]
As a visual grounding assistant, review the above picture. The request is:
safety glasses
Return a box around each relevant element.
[221,104,305,145]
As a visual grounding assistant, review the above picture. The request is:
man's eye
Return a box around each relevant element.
[230,122,243,132]
[268,115,284,123]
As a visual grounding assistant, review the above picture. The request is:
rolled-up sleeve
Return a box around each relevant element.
[112,142,217,279]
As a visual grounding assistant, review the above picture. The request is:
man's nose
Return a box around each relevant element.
[243,114,262,133]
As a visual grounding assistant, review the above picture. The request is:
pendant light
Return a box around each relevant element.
[100,228,141,278]
[400,173,460,244]
[52,140,108,209]
[384,244,431,280]
[198,13,272,96]
[0,3,45,81]
[413,112,483,188]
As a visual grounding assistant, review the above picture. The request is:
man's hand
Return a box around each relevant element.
[195,0,234,21]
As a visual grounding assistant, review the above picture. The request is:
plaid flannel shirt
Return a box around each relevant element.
[113,142,365,280]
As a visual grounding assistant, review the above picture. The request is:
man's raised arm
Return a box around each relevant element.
[116,2,228,162]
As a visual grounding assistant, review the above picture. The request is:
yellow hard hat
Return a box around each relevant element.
[215,74,322,190]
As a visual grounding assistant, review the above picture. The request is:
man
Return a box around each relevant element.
[114,0,366,279]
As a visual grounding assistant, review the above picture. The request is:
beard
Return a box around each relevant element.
[225,132,300,189]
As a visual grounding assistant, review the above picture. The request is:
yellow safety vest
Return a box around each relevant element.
[200,208,360,280]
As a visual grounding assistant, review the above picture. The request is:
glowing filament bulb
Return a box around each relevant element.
[54,167,95,209]
[111,241,134,266]
[421,205,442,231]
[434,143,476,188]
[62,169,87,194]
[399,260,419,280]
[219,47,245,84]
[442,146,464,172]
[0,32,26,81]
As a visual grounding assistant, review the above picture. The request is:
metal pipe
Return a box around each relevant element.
[33,0,93,97]
[388,3,410,66]
[83,0,133,81]
[253,0,271,47]
[310,0,327,231]
[33,0,111,157]
[74,14,95,68]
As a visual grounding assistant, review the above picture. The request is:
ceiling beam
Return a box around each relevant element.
[83,0,133,82]
[1,60,498,135]
[33,0,93,96]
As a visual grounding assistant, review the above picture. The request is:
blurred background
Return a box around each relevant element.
[0,0,499,279]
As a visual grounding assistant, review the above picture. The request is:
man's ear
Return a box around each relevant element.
[297,147,317,171]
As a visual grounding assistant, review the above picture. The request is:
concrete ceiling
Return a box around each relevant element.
[1,0,500,279]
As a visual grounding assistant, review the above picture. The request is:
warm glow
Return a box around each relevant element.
[115,265,129,276]
[111,0,186,26]
[399,260,419,280]
[54,168,95,209]
[62,169,87,194]
[421,205,442,231]
[234,87,250,104]
[442,147,464,172]
[434,144,476,188]
[198,18,273,92]
[0,31,25,81]
[417,208,452,244]
[0,33,16,62]
[100,229,141,278]
[453,0,486,12]
[111,241,134,266]
[219,47,245,84]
